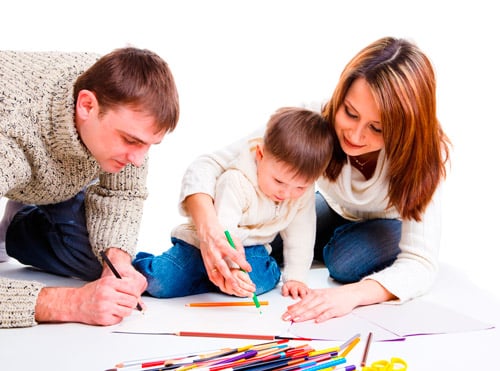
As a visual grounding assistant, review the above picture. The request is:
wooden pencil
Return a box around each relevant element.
[360,332,373,367]
[186,301,269,307]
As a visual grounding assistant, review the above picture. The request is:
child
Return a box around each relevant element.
[133,107,333,299]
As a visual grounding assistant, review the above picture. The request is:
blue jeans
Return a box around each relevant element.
[271,192,402,283]
[133,238,281,298]
[5,190,102,281]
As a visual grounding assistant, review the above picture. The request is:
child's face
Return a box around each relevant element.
[255,145,313,203]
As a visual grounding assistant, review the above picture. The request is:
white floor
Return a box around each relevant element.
[0,257,498,371]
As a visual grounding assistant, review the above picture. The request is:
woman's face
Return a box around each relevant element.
[334,77,384,157]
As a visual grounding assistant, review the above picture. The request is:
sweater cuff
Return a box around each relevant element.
[0,279,45,328]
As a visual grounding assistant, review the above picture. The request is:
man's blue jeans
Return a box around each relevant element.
[133,238,281,298]
[5,191,102,281]
[271,192,402,283]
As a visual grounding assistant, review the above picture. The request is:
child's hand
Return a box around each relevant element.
[228,268,256,298]
[281,280,310,299]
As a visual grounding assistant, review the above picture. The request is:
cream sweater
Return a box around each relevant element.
[174,137,315,283]
[180,128,442,304]
[0,51,148,327]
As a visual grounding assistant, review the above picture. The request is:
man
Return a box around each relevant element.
[0,47,179,328]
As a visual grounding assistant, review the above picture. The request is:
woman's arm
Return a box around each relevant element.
[282,184,443,322]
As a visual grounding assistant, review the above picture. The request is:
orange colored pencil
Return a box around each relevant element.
[186,301,269,307]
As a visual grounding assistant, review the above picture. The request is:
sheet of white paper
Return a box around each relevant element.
[112,268,495,342]
[353,299,494,337]
[289,298,494,342]
[288,314,403,342]
[113,292,293,338]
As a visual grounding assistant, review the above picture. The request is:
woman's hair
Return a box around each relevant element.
[264,107,334,181]
[73,47,179,133]
[322,37,450,221]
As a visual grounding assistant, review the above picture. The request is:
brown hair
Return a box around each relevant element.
[74,47,179,133]
[264,107,334,181]
[322,37,450,221]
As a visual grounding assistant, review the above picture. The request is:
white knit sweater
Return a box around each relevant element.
[174,137,315,283]
[0,51,149,327]
[179,128,442,304]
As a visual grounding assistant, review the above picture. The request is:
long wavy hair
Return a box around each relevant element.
[322,37,451,221]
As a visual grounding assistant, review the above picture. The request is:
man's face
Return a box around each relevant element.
[77,103,165,173]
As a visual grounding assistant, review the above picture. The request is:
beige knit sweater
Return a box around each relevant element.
[0,51,149,327]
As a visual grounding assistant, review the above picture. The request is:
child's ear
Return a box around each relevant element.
[255,144,264,160]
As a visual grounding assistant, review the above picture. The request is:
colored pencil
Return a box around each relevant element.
[100,251,143,312]
[339,333,360,351]
[224,230,262,312]
[186,301,269,307]
[339,337,360,358]
[175,331,284,341]
[360,332,373,368]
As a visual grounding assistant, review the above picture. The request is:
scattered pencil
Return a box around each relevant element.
[360,332,373,367]
[108,334,361,371]
[186,301,269,307]
[340,336,361,358]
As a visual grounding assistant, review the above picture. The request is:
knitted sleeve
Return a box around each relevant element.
[0,278,44,328]
[85,160,148,260]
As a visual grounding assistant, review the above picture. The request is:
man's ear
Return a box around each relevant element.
[75,89,98,121]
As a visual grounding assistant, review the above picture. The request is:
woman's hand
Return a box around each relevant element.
[281,280,395,323]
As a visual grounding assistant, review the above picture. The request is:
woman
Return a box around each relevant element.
[179,36,450,322]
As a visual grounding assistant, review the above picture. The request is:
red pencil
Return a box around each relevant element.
[175,331,277,340]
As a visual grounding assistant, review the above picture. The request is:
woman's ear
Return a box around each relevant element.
[75,89,98,122]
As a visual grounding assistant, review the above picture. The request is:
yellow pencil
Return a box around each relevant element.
[340,336,361,358]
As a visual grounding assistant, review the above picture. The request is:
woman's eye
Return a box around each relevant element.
[345,105,357,119]
[370,124,382,134]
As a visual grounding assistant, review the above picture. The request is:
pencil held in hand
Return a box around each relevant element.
[100,251,143,312]
[224,230,262,312]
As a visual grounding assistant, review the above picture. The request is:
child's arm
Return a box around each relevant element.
[211,170,256,297]
[280,187,316,286]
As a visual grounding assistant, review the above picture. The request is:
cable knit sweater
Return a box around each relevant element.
[180,128,442,304]
[0,51,149,327]
[173,137,316,283]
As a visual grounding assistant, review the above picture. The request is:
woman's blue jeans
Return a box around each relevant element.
[5,191,102,281]
[271,192,402,283]
[133,238,281,298]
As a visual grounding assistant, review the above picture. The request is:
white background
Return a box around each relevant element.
[2,1,499,299]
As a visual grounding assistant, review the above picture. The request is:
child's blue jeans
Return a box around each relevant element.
[133,238,281,298]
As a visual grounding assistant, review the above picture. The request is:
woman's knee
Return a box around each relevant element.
[323,219,402,283]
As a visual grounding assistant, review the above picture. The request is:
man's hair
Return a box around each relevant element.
[264,107,333,181]
[74,47,179,133]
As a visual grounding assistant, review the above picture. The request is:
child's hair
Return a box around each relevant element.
[74,47,179,133]
[263,107,333,181]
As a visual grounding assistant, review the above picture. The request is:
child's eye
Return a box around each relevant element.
[123,136,138,145]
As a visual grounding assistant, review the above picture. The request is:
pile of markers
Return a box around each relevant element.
[106,334,360,371]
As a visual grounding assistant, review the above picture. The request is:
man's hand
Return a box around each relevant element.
[34,247,147,325]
